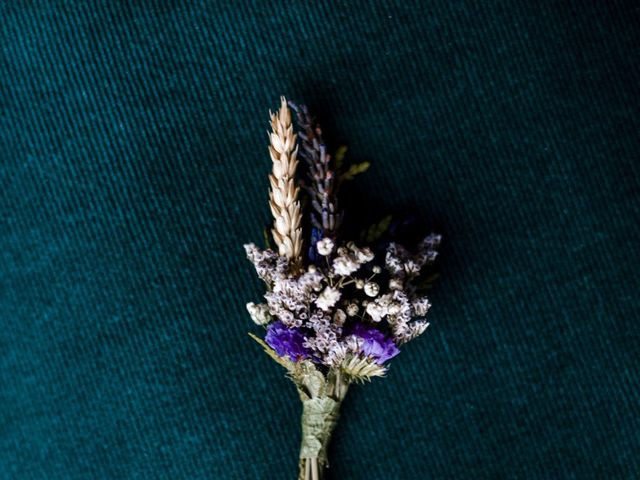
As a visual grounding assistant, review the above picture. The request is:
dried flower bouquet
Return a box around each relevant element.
[245,97,441,480]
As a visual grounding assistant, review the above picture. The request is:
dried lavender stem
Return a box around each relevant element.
[289,102,342,240]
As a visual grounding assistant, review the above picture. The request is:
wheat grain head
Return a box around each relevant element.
[268,96,302,266]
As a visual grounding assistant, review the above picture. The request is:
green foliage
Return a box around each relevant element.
[360,215,392,243]
[339,161,370,182]
[248,333,331,397]
[415,272,440,293]
[294,361,327,400]
[333,145,348,172]
[248,332,294,372]
[262,227,272,250]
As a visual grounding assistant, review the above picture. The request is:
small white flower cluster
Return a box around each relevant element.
[244,243,289,285]
[245,232,441,365]
[329,241,375,276]
[325,335,365,367]
[246,302,272,325]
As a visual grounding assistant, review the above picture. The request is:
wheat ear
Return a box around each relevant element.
[268,96,302,266]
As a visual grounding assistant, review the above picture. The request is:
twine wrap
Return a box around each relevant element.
[298,396,342,479]
[295,364,349,479]
[300,396,341,462]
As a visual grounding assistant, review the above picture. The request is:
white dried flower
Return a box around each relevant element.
[345,242,372,262]
[372,265,381,274]
[315,286,341,311]
[346,303,359,316]
[394,320,430,345]
[365,302,387,322]
[333,255,359,276]
[325,343,348,367]
[325,336,364,367]
[279,309,295,324]
[421,233,442,249]
[244,243,288,286]
[355,279,365,289]
[303,319,341,355]
[355,247,374,263]
[364,293,394,322]
[333,309,347,326]
[412,296,432,316]
[404,260,421,275]
[389,278,403,290]
[411,320,430,338]
[316,237,334,256]
[246,302,272,325]
[364,281,380,297]
[388,303,401,316]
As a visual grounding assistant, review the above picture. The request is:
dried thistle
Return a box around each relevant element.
[269,96,303,266]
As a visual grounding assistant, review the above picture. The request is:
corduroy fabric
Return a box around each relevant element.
[1,2,639,479]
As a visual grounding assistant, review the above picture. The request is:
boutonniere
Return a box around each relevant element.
[245,97,441,479]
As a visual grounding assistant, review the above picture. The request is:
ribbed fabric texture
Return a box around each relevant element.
[1,2,638,479]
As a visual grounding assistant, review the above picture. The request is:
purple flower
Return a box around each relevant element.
[348,323,400,364]
[265,321,309,362]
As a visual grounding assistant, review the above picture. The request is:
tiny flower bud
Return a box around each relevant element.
[364,281,380,297]
[346,303,359,316]
[316,238,334,256]
[372,265,381,274]
[355,279,365,289]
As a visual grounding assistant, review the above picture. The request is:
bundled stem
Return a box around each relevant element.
[297,371,350,480]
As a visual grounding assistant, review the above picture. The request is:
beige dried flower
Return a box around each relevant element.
[268,96,302,266]
[246,302,272,325]
[342,355,387,381]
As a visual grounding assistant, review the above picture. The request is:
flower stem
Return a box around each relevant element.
[299,457,321,480]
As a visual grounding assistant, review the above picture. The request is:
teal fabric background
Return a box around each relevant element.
[1,1,638,479]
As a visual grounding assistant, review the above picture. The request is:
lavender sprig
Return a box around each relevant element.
[289,102,343,244]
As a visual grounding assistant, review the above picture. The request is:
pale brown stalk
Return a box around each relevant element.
[268,96,302,267]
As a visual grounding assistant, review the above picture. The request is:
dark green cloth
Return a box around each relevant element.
[1,2,638,479]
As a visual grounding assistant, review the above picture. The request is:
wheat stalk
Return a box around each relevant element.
[268,96,302,266]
